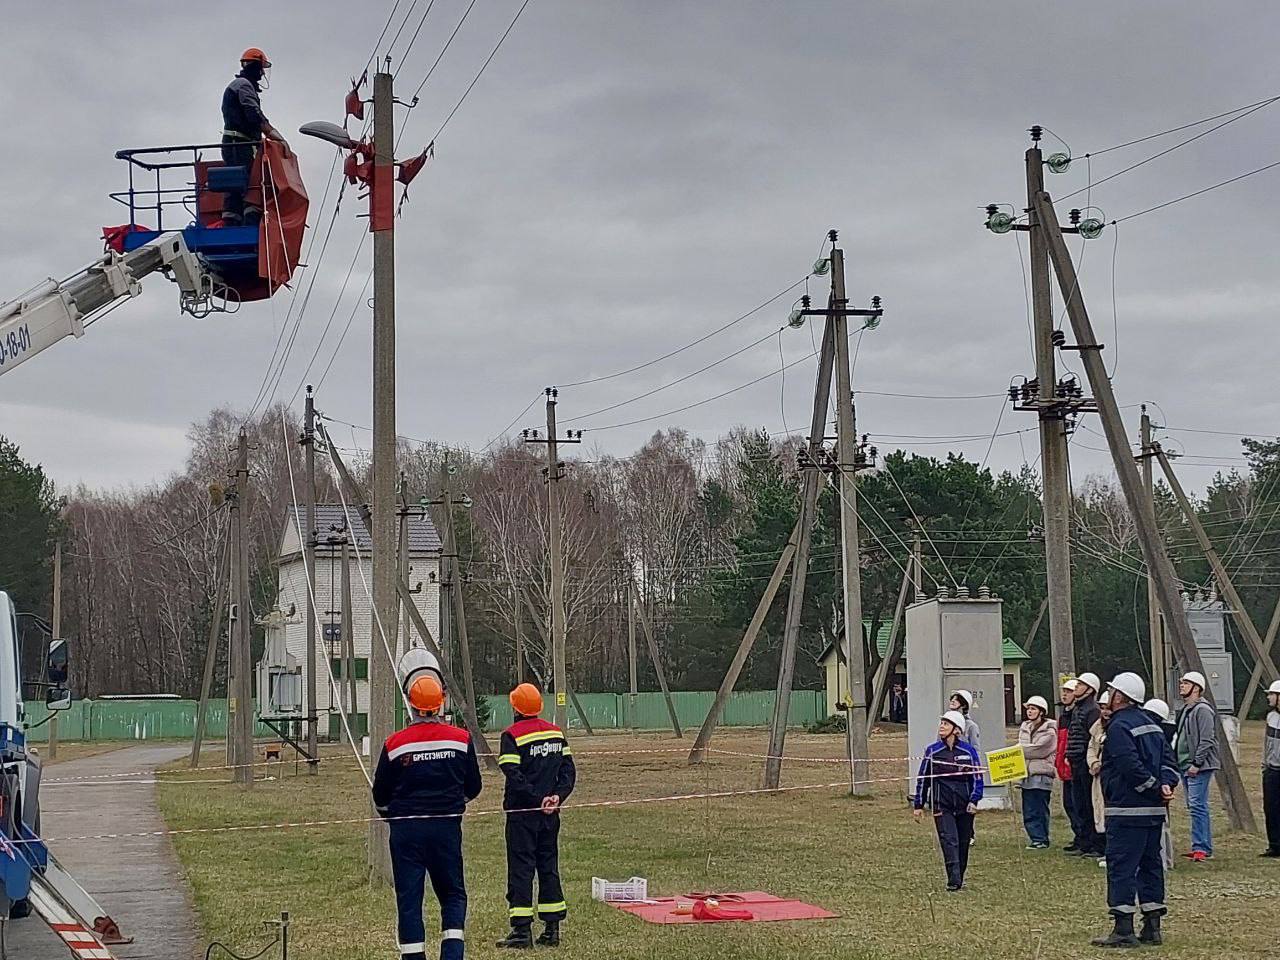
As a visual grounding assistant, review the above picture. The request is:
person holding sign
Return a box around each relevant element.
[1017,695,1058,849]
[1090,672,1179,949]
[913,709,984,892]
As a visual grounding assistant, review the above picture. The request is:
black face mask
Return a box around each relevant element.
[241,62,264,84]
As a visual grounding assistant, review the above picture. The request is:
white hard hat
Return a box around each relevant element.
[940,709,968,733]
[1076,672,1101,694]
[1143,698,1172,722]
[1024,695,1050,713]
[950,689,974,709]
[1060,676,1077,690]
[1268,680,1280,696]
[1180,671,1206,691]
[1107,671,1146,705]
[1099,689,1112,705]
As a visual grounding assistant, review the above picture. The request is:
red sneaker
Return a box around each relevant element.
[1189,850,1208,863]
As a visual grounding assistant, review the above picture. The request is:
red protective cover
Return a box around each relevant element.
[611,892,837,926]
[254,140,309,298]
[1055,726,1072,781]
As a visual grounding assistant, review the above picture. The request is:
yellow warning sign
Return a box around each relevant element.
[986,745,1028,785]
[556,692,567,707]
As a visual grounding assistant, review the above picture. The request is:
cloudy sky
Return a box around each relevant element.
[2,1,1277,495]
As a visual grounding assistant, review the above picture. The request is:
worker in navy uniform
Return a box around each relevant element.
[495,683,577,949]
[1091,672,1179,949]
[220,47,290,224]
[912,709,983,891]
[372,675,482,960]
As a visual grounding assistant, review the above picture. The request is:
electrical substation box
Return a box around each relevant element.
[1176,592,1235,713]
[905,588,1009,809]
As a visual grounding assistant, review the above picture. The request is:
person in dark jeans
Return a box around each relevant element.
[913,710,984,891]
[1058,678,1081,849]
[1066,672,1104,856]
[1261,680,1280,857]
[1018,695,1058,849]
[220,46,290,224]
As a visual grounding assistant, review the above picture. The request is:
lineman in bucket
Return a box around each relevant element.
[496,683,577,949]
[372,673,482,960]
[1091,672,1179,949]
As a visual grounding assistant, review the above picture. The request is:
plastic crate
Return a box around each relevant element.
[591,876,648,902]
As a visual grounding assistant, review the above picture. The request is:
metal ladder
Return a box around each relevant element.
[28,853,131,960]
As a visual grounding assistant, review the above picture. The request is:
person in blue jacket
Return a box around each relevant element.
[913,709,984,891]
[1091,672,1180,949]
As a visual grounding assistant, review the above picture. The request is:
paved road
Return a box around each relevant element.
[6,744,198,960]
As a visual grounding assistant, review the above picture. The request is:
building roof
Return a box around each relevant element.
[818,621,1030,664]
[283,504,441,557]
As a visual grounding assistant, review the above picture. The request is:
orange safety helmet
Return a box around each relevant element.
[510,683,543,717]
[241,47,272,68]
[408,675,445,714]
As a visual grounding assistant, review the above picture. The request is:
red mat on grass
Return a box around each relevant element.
[610,891,837,925]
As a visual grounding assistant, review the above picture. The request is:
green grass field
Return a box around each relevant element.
[156,727,1274,960]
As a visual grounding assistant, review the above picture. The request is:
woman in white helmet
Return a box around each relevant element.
[1263,680,1280,858]
[1143,698,1176,872]
[1017,695,1057,849]
[912,710,984,892]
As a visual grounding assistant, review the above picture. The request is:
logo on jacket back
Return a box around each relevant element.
[529,741,563,758]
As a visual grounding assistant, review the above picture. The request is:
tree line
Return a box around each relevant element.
[3,408,1278,717]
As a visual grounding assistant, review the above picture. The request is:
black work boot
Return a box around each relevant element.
[535,921,561,947]
[1138,912,1163,946]
[495,926,533,949]
[1091,913,1139,949]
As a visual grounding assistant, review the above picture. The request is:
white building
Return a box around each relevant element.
[277,504,442,736]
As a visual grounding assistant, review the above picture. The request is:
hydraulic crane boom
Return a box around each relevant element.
[0,234,205,377]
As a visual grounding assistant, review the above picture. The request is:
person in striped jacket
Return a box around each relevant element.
[912,709,984,891]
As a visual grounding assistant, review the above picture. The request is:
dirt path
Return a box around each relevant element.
[5,744,198,960]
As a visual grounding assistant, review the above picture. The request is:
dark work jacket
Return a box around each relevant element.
[371,718,482,819]
[1066,694,1100,766]
[497,716,577,812]
[222,72,269,136]
[1100,705,1179,828]
[913,738,984,813]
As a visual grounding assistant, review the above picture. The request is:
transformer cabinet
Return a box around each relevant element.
[906,587,1009,809]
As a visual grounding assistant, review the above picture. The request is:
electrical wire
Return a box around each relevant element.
[1082,94,1280,159]
[407,0,481,104]
[1112,155,1280,224]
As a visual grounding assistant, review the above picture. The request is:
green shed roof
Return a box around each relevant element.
[821,622,1030,663]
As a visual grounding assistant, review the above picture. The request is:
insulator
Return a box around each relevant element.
[1008,386,1019,402]
[1069,208,1082,226]
[986,210,1015,234]
[1079,217,1105,240]
[812,257,831,277]
[1027,377,1039,396]
[1046,152,1071,174]
[1029,125,1043,142]
[1052,329,1065,348]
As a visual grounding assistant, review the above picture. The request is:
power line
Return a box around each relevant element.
[1113,155,1280,224]
[407,0,481,103]
[1083,94,1280,159]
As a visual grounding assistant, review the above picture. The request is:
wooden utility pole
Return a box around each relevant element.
[366,65,399,882]
[191,535,230,767]
[830,238,871,795]
[302,386,319,772]
[517,585,596,736]
[230,430,254,787]
[1155,446,1280,689]
[1032,188,1256,831]
[627,577,638,729]
[440,459,482,739]
[1241,595,1280,718]
[397,472,411,661]
[764,320,836,789]
[523,389,581,730]
[48,539,62,759]
[1139,407,1168,697]
[341,537,356,741]
[1025,133,1077,690]
[629,581,682,737]
[689,526,798,764]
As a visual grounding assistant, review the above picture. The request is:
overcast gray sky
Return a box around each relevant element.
[2,1,1277,495]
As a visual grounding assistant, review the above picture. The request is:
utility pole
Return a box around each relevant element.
[439,456,482,738]
[522,389,582,730]
[629,579,682,738]
[230,430,253,787]
[513,584,525,685]
[1030,187,1256,831]
[1024,128,1077,691]
[397,472,411,660]
[302,386,319,772]
[830,236,871,796]
[48,539,62,759]
[368,64,398,882]
[627,577,637,729]
[341,536,356,741]
[191,534,230,767]
[1139,406,1167,697]
[1155,445,1280,689]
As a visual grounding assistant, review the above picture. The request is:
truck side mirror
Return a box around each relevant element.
[47,638,69,685]
[46,686,71,712]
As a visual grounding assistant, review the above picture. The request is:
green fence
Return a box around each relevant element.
[23,689,825,742]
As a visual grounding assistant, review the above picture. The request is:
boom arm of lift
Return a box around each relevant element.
[0,234,206,378]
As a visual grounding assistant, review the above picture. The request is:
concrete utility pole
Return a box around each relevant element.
[1155,445,1280,688]
[830,239,871,796]
[366,65,399,882]
[302,387,319,772]
[629,580,683,738]
[1242,595,1280,718]
[1025,132,1077,691]
[1139,407,1168,697]
[397,472,411,661]
[48,539,62,759]
[764,321,836,790]
[341,537,356,741]
[439,458,482,739]
[230,430,254,787]
[191,534,230,767]
[523,389,582,730]
[627,577,638,729]
[1031,189,1256,831]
